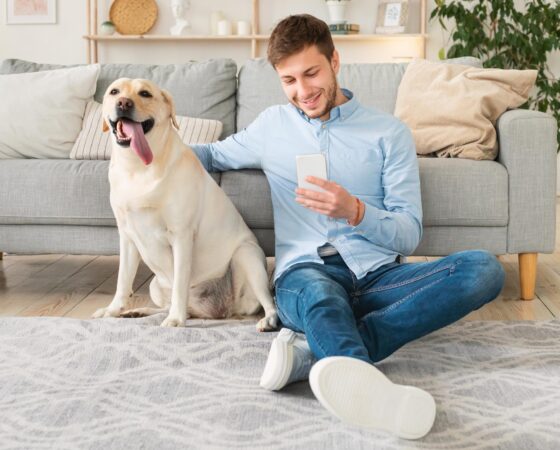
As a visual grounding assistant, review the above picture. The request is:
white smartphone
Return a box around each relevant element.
[296,154,328,192]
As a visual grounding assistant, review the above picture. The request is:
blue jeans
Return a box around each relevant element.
[274,250,505,363]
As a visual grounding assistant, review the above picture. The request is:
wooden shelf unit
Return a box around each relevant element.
[84,0,427,64]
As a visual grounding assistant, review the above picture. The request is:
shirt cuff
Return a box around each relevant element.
[352,202,389,238]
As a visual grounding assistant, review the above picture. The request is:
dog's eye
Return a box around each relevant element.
[110,89,119,95]
[139,90,153,98]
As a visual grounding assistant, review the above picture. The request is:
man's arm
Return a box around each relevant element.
[191,109,269,172]
[353,124,423,256]
[297,122,422,256]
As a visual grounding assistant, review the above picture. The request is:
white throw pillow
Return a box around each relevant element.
[0,65,100,159]
[70,101,224,160]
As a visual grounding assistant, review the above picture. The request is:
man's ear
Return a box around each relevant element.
[331,49,341,75]
[161,89,179,130]
[102,118,109,133]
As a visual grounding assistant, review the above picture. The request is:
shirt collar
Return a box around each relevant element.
[292,88,358,123]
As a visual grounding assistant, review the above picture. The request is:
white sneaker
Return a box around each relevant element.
[260,328,316,391]
[309,356,436,440]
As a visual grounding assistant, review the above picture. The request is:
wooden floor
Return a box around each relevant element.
[1,200,559,321]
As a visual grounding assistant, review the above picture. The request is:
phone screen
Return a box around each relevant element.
[296,154,327,192]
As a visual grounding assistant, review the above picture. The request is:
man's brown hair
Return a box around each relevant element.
[267,14,335,68]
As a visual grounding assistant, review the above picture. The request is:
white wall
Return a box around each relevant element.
[1,0,557,69]
[0,0,427,65]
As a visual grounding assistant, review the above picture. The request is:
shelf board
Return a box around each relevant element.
[83,33,428,42]
[331,33,428,40]
[84,34,260,41]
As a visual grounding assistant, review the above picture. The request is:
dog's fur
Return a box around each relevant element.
[92,78,278,330]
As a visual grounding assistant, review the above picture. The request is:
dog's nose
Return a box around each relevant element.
[117,97,134,112]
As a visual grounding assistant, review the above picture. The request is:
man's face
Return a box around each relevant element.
[276,45,340,121]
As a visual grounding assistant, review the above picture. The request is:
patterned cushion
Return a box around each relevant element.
[70,101,223,160]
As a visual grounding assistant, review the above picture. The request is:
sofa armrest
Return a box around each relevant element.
[497,109,557,253]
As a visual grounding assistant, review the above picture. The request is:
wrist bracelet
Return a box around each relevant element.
[347,197,361,226]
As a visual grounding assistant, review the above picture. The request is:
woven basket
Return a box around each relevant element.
[109,0,158,35]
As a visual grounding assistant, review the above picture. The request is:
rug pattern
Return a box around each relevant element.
[1,315,559,449]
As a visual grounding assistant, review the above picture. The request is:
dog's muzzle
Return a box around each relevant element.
[109,116,155,147]
[108,116,155,165]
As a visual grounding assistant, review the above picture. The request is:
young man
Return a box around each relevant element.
[192,14,505,440]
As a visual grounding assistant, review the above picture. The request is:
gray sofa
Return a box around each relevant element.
[0,57,557,300]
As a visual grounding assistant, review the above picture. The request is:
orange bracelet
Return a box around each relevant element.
[347,196,361,226]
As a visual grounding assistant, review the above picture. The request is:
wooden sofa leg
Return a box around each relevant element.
[518,253,537,300]
[0,252,3,260]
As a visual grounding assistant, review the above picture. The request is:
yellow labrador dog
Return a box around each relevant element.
[92,78,278,330]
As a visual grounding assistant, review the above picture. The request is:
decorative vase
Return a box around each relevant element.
[100,21,116,36]
[325,0,350,25]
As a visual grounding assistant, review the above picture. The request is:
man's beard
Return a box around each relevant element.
[294,70,338,119]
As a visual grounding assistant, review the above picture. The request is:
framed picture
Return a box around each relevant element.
[6,0,57,25]
[375,0,409,34]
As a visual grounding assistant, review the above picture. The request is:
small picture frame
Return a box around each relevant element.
[375,0,408,34]
[6,0,57,25]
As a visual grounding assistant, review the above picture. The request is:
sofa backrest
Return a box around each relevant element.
[1,56,482,140]
[0,59,237,139]
[236,56,483,131]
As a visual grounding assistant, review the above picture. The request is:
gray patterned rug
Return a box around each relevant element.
[1,315,559,449]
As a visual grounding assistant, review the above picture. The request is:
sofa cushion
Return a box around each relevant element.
[236,57,483,130]
[219,170,274,229]
[0,159,506,228]
[0,160,114,226]
[216,160,507,229]
[0,160,221,226]
[0,58,237,139]
[395,58,537,160]
[419,158,508,226]
[0,65,100,159]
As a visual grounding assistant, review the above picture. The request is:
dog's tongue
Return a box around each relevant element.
[122,120,153,165]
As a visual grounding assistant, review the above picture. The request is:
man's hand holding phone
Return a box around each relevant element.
[295,154,365,225]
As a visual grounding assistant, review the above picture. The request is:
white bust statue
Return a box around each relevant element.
[170,0,190,36]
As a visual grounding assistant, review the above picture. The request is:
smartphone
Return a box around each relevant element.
[296,154,328,192]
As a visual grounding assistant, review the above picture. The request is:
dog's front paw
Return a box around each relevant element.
[161,314,186,328]
[256,311,278,332]
[92,306,123,319]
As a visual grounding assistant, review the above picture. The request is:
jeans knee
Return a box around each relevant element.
[455,250,505,303]
[300,281,349,315]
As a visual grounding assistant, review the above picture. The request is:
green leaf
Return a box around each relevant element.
[430,0,560,152]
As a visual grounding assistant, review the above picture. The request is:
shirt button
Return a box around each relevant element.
[328,217,333,222]
[322,124,326,129]
[328,237,334,242]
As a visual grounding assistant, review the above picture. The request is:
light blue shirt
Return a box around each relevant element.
[192,89,422,282]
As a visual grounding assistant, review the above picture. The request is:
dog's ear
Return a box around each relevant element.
[102,117,109,133]
[161,89,179,130]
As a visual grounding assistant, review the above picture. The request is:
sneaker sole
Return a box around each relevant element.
[309,357,436,440]
[259,334,294,391]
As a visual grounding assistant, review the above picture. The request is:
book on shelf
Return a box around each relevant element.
[330,30,360,35]
[329,23,360,33]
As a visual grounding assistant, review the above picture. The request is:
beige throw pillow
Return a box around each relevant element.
[394,58,537,160]
[0,65,100,159]
[70,101,223,159]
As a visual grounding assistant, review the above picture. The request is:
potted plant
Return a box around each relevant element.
[325,0,351,25]
[431,0,560,152]
[100,20,116,36]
